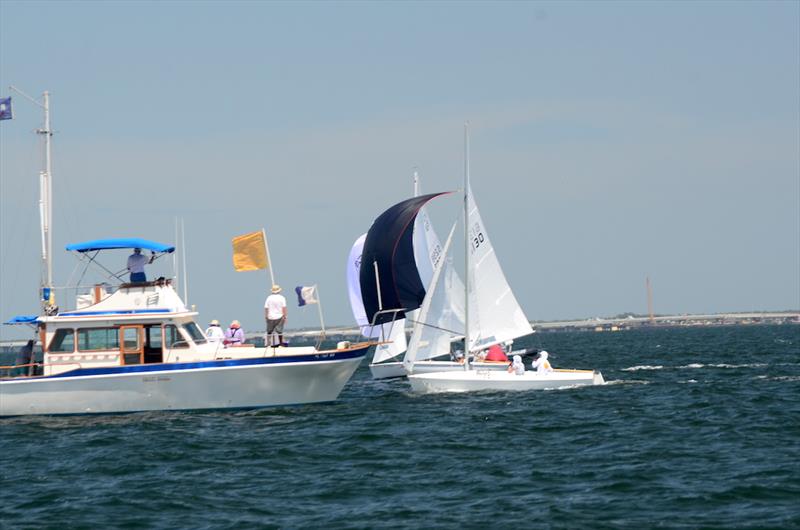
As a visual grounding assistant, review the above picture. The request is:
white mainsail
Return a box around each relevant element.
[466,184,532,352]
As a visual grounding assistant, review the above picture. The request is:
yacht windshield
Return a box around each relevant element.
[183,322,207,344]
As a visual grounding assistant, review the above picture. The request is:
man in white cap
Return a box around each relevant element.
[264,285,288,346]
[532,350,553,373]
[205,319,224,342]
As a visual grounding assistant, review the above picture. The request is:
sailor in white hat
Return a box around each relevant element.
[264,285,288,347]
[205,319,225,342]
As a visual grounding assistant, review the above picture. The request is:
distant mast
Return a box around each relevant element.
[463,122,470,372]
[646,276,654,323]
[10,87,54,311]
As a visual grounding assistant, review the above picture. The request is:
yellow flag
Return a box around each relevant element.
[232,231,269,271]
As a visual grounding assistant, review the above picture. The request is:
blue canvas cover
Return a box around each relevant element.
[4,315,39,325]
[66,238,175,253]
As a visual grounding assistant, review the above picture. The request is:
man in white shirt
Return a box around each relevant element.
[205,319,225,342]
[127,248,154,283]
[264,285,288,347]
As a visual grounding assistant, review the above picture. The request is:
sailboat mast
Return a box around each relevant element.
[463,123,470,372]
[413,168,419,197]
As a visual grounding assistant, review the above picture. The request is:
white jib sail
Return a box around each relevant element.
[466,185,533,352]
[347,233,408,363]
[404,222,463,372]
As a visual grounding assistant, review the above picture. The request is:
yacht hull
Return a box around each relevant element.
[407,368,605,393]
[0,348,367,416]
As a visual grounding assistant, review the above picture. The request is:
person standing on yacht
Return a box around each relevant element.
[224,321,245,346]
[127,248,154,283]
[264,285,288,347]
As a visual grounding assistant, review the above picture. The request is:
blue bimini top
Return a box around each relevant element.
[66,238,175,253]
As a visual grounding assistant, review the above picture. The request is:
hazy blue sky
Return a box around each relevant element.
[1,1,798,339]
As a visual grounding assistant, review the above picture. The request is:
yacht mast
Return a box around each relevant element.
[463,123,470,372]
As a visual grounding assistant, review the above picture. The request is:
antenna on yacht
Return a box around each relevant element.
[463,122,470,372]
[173,217,179,287]
[181,218,188,304]
[9,86,54,312]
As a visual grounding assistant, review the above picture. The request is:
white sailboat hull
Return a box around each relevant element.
[369,361,407,379]
[1,354,365,416]
[407,369,605,393]
[369,360,511,379]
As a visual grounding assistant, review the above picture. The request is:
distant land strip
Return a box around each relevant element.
[0,311,797,348]
[271,311,800,340]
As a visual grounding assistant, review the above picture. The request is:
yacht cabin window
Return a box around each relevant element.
[49,329,75,353]
[165,325,188,349]
[77,327,120,351]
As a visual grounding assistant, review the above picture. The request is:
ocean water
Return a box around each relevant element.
[1,324,799,529]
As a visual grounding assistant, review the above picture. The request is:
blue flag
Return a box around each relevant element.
[295,285,318,307]
[0,97,11,121]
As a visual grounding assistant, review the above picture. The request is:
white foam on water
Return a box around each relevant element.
[605,379,650,385]
[621,365,663,371]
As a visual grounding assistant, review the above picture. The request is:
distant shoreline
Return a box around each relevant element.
[257,310,800,340]
[1,311,797,347]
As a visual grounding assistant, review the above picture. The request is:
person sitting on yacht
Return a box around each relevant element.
[531,350,553,373]
[224,320,245,346]
[205,319,225,342]
[507,354,525,375]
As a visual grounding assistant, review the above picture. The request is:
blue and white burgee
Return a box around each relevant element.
[295,285,319,307]
[0,97,12,121]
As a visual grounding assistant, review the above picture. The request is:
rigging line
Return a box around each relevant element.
[404,318,462,336]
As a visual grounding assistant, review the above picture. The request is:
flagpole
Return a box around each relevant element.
[315,285,326,340]
[262,228,275,288]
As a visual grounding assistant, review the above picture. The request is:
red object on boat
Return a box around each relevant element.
[485,344,508,362]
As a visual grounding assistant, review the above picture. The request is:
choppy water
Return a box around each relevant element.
[1,324,799,529]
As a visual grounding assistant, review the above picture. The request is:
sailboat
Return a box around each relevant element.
[348,171,481,379]
[353,180,531,378]
[405,125,604,393]
[0,89,372,416]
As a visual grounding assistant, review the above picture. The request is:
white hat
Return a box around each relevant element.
[271,285,282,294]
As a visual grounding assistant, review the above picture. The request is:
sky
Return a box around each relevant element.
[1,1,798,340]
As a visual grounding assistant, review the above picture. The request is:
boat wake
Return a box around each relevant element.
[604,379,650,385]
[621,365,663,371]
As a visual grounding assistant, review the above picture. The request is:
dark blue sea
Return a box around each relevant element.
[1,324,799,529]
